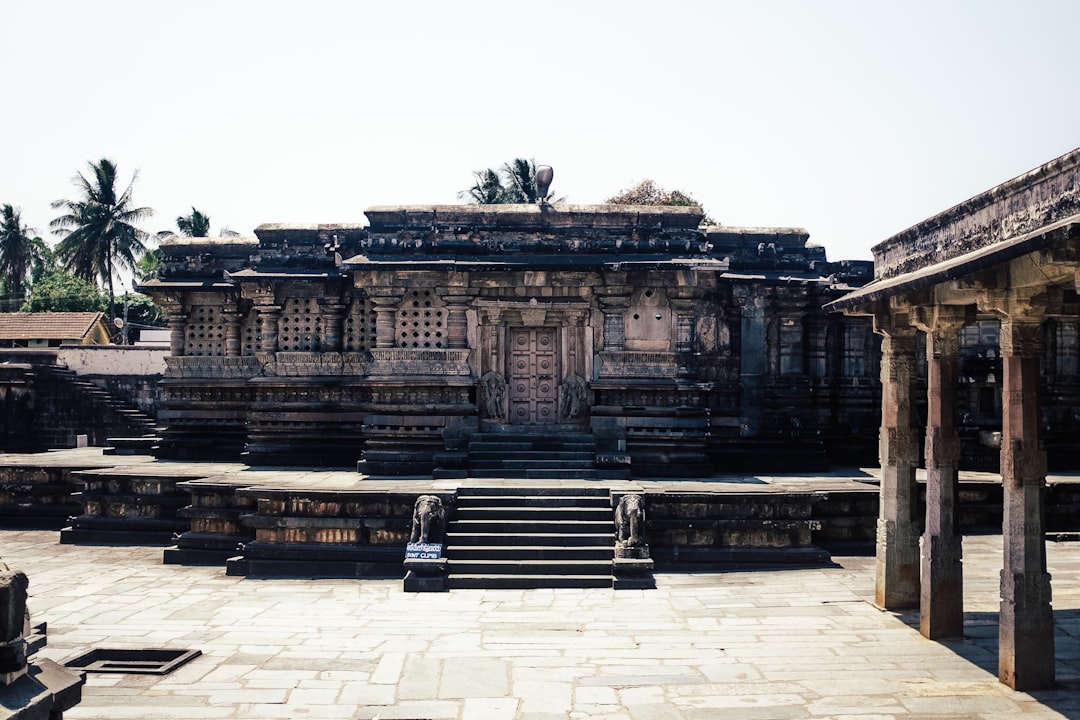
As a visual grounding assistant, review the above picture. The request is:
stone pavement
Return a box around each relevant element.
[1,531,1078,719]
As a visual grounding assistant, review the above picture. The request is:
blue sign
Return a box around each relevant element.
[406,542,443,560]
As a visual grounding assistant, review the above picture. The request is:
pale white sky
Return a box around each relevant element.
[3,0,1078,265]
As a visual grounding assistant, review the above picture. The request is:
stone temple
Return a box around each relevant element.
[140,203,880,475]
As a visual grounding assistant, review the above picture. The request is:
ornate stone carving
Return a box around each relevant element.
[598,352,679,378]
[164,355,263,379]
[559,374,587,420]
[368,349,471,375]
[480,371,505,419]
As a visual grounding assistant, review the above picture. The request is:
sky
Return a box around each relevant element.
[2,0,1079,268]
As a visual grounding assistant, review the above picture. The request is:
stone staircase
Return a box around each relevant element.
[445,487,615,589]
[439,430,628,480]
[37,364,159,446]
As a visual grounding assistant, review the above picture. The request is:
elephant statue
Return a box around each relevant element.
[614,494,645,549]
[409,495,446,544]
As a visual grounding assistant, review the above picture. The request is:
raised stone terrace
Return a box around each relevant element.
[1,528,1077,719]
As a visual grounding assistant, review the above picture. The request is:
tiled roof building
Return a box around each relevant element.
[0,312,112,347]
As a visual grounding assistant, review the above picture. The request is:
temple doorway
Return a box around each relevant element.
[507,327,558,425]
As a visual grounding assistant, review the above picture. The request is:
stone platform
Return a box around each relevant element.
[4,449,1080,586]
[2,528,1078,719]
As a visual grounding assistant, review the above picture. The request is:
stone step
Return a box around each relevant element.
[454,494,610,508]
[469,459,597,471]
[455,486,611,498]
[470,432,595,442]
[454,506,612,521]
[468,441,596,452]
[466,469,601,480]
[446,545,613,561]
[447,574,612,590]
[468,451,596,462]
[446,531,612,547]
[449,518,612,535]
[446,558,612,575]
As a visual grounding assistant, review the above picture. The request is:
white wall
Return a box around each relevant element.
[56,346,169,376]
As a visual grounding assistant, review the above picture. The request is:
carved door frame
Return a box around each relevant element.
[475,301,592,428]
[506,326,559,425]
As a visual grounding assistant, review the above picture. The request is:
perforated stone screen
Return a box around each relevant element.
[185,305,226,356]
[241,310,261,355]
[397,290,445,349]
[344,297,377,351]
[279,298,321,352]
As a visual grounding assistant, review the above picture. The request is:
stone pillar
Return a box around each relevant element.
[166,309,187,357]
[779,312,806,375]
[998,315,1054,690]
[318,299,346,352]
[371,296,400,349]
[599,296,629,352]
[735,285,765,436]
[670,296,697,353]
[444,294,470,349]
[917,309,965,639]
[806,318,827,378]
[873,315,920,610]
[257,305,281,353]
[223,310,242,357]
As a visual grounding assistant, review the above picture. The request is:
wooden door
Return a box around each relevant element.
[507,328,558,425]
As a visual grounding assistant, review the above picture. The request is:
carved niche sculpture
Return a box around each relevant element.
[614,493,646,550]
[480,371,506,419]
[409,495,446,544]
[559,373,587,420]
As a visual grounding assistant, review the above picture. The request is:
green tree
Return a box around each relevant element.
[606,179,717,225]
[120,292,166,330]
[29,243,58,283]
[0,204,48,310]
[176,207,211,237]
[157,207,241,241]
[135,248,162,283]
[460,158,560,204]
[50,158,152,322]
[21,268,107,313]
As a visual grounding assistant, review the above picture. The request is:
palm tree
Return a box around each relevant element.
[50,158,151,321]
[176,207,211,237]
[460,168,507,204]
[459,157,560,204]
[0,204,47,310]
[135,248,162,283]
[501,158,540,203]
[158,207,241,240]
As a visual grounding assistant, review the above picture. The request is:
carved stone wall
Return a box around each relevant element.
[141,207,880,470]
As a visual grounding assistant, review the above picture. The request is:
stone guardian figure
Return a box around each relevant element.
[480,371,505,420]
[559,374,587,420]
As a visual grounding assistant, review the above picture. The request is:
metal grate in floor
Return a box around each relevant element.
[63,648,202,675]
